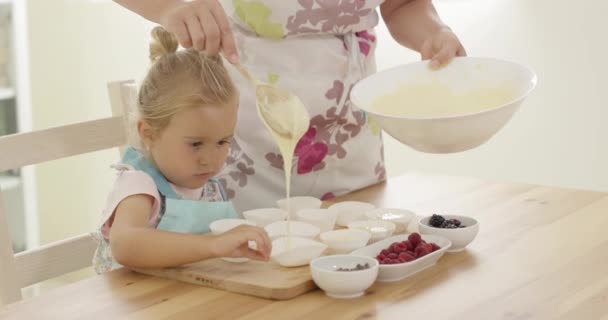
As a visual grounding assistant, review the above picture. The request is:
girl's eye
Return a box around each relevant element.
[219,140,231,146]
[190,142,202,148]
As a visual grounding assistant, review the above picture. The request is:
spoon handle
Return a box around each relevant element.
[234,63,260,86]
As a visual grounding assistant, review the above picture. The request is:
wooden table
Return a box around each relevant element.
[1,172,608,319]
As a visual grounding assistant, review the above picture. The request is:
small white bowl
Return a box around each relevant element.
[350,57,537,153]
[329,201,376,227]
[264,220,320,240]
[296,208,338,233]
[320,229,371,254]
[209,219,256,263]
[418,215,479,252]
[243,208,287,227]
[277,196,322,217]
[310,255,379,299]
[271,236,327,267]
[347,220,396,243]
[365,208,416,233]
[351,234,451,282]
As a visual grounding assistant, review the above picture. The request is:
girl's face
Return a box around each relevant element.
[140,102,238,189]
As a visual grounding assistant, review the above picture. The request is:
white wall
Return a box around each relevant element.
[24,0,608,245]
[26,0,152,243]
[377,0,608,192]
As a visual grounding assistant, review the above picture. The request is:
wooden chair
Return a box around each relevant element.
[0,80,136,305]
[107,80,138,157]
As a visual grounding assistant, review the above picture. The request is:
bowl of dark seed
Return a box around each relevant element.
[310,255,378,299]
[418,214,479,252]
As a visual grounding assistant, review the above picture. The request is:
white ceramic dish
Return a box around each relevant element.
[271,236,327,267]
[264,220,320,240]
[351,234,451,282]
[310,255,379,299]
[329,201,376,227]
[296,208,338,233]
[350,57,537,153]
[319,229,371,254]
[276,196,322,217]
[243,208,287,227]
[418,215,479,252]
[365,208,416,233]
[347,220,396,243]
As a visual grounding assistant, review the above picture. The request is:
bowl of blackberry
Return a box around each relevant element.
[418,214,479,252]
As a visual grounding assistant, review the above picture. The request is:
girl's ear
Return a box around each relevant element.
[137,120,156,149]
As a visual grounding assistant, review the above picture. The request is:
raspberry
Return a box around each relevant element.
[430,243,441,252]
[408,232,422,247]
[425,243,434,252]
[401,240,413,251]
[388,253,398,259]
[396,242,407,252]
[399,252,415,262]
[389,242,400,252]
[415,245,430,258]
[377,254,387,260]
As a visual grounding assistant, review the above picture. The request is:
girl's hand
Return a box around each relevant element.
[158,0,238,63]
[210,225,272,261]
[421,27,466,69]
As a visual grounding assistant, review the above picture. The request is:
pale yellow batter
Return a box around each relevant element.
[371,82,517,117]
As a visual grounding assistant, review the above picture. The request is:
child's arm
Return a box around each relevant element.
[113,0,238,62]
[380,0,466,69]
[109,194,271,269]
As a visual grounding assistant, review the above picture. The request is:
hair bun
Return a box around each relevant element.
[149,26,178,62]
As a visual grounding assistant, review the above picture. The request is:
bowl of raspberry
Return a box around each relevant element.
[351,232,451,282]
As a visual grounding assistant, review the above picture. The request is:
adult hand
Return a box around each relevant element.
[421,27,466,69]
[159,0,238,63]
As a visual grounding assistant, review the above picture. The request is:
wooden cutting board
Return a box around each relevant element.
[133,258,316,300]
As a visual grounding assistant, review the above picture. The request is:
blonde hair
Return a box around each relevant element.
[136,26,237,140]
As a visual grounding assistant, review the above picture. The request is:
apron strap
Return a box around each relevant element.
[208,178,230,201]
[155,192,167,226]
[121,147,178,199]
[338,33,365,110]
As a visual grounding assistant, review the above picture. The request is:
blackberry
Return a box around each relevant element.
[429,214,445,227]
[451,219,462,226]
[441,220,459,229]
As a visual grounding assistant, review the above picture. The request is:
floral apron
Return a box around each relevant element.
[217,0,387,213]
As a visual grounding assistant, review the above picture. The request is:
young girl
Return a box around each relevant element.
[92,26,271,273]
